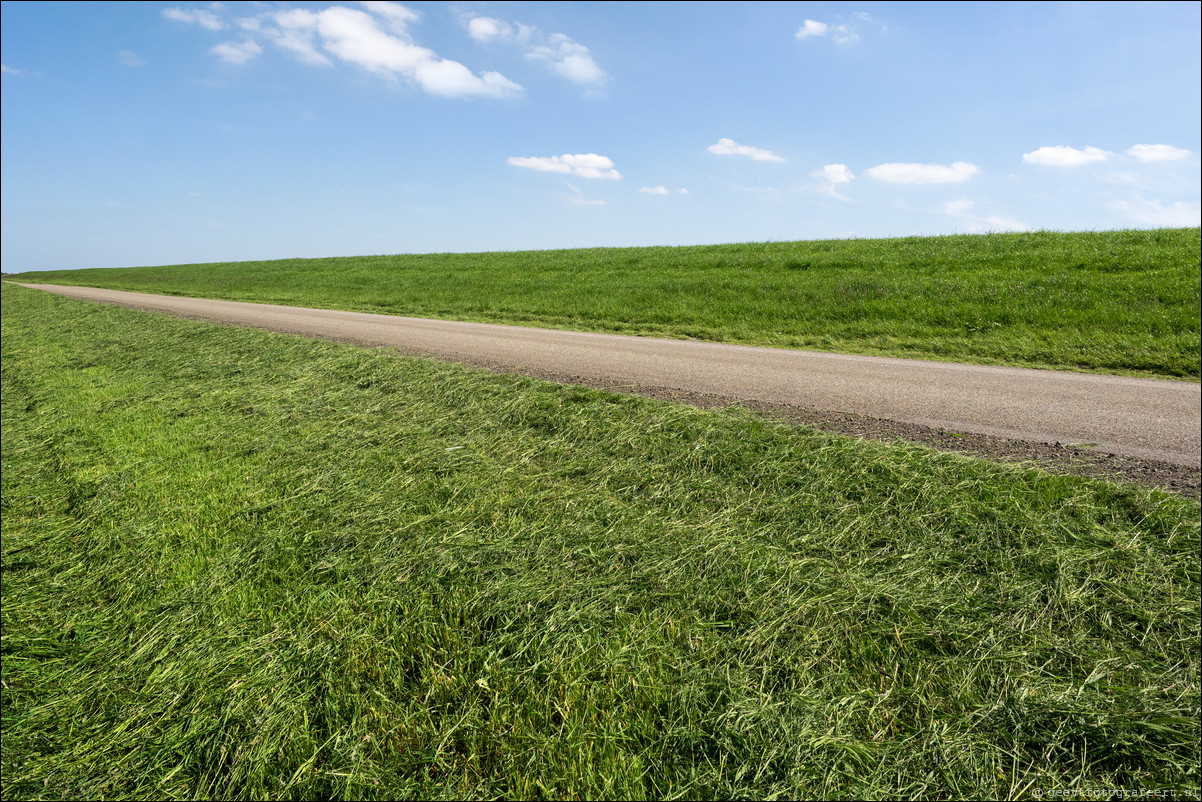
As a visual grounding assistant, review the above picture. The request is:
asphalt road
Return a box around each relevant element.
[16,282,1202,468]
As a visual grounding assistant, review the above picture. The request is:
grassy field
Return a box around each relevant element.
[3,282,1199,800]
[14,227,1201,379]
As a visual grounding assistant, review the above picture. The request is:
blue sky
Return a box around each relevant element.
[2,1,1199,272]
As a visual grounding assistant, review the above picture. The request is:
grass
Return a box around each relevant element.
[13,227,1201,380]
[2,282,1199,800]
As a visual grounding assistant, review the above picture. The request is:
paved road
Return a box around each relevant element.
[16,282,1202,468]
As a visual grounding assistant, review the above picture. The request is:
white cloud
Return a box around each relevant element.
[796,20,829,39]
[1022,145,1111,167]
[117,50,146,67]
[361,1,420,28]
[815,164,855,185]
[1127,144,1193,163]
[165,4,522,99]
[288,5,522,98]
[320,6,522,98]
[465,15,536,44]
[943,199,1030,232]
[813,163,855,198]
[468,16,513,43]
[795,18,859,45]
[0,64,19,75]
[163,7,226,31]
[439,63,520,98]
[640,186,670,195]
[268,9,333,67]
[527,33,606,86]
[211,40,262,66]
[464,15,604,89]
[708,138,785,162]
[1108,193,1201,227]
[508,153,621,180]
[865,161,979,183]
[315,7,434,74]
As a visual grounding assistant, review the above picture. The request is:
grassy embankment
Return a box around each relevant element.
[16,228,1201,379]
[3,283,1199,800]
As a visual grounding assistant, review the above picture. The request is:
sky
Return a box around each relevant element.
[2,1,1199,273]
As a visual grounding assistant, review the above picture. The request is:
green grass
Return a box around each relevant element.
[3,283,1199,800]
[13,228,1201,379]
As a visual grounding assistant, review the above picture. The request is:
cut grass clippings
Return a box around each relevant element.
[13,227,1201,379]
[2,283,1200,800]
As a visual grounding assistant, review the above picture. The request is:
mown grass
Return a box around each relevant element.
[2,283,1200,800]
[14,228,1201,379]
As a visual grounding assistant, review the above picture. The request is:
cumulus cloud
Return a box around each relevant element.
[865,161,979,184]
[508,153,621,180]
[469,17,507,42]
[466,16,528,43]
[796,20,829,38]
[212,40,262,66]
[117,50,146,67]
[1127,144,1193,163]
[1022,145,1111,167]
[465,15,605,89]
[640,186,670,195]
[816,164,855,184]
[708,138,785,162]
[795,18,860,45]
[311,5,522,98]
[163,7,226,31]
[527,34,606,86]
[165,3,523,99]
[813,163,855,197]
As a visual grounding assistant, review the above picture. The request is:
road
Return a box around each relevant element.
[15,282,1202,468]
